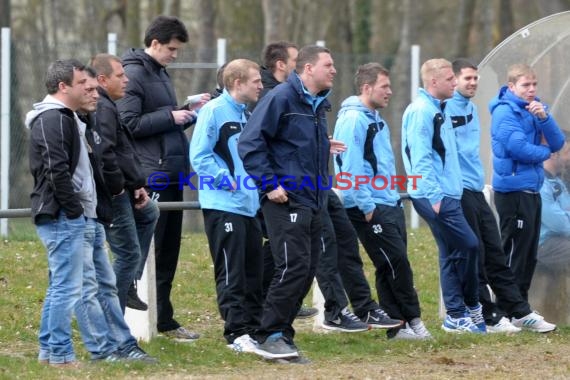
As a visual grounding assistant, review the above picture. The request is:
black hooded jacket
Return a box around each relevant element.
[116,48,191,182]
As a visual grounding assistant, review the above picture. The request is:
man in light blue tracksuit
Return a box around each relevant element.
[402,58,481,333]
[334,62,430,340]
[489,63,564,304]
[190,59,263,353]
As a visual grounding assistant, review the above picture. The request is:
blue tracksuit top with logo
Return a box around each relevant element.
[189,90,259,217]
[401,88,463,204]
[489,85,564,193]
[445,91,485,192]
[539,173,570,245]
[333,96,400,213]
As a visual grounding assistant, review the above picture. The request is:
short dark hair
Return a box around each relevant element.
[144,15,189,47]
[90,53,122,77]
[262,41,298,72]
[355,63,389,95]
[296,45,330,73]
[85,66,97,79]
[45,59,85,94]
[216,62,228,90]
[452,58,478,75]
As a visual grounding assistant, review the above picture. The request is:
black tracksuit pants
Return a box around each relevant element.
[461,189,531,322]
[203,209,263,344]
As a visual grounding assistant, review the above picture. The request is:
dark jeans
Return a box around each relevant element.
[149,185,184,332]
[412,197,479,318]
[461,189,531,322]
[203,209,263,344]
[105,191,159,312]
[256,197,322,343]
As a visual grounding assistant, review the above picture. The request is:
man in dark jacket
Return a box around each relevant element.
[238,45,335,360]
[91,53,159,313]
[116,15,207,341]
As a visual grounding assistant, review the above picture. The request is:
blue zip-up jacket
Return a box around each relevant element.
[489,85,564,192]
[189,90,259,217]
[238,72,331,210]
[539,171,570,245]
[445,90,485,191]
[333,96,400,213]
[401,88,463,204]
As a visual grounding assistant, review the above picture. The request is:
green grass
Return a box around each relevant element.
[1,222,569,379]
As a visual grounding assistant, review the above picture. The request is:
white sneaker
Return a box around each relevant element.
[391,325,424,340]
[511,312,556,333]
[227,334,258,353]
[486,317,521,333]
[409,318,433,339]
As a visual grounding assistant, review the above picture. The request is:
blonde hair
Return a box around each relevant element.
[223,59,260,90]
[421,58,452,88]
[507,63,536,84]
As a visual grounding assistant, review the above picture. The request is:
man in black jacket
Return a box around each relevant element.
[116,15,208,341]
[91,53,159,313]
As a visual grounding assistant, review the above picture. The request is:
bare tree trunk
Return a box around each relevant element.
[193,0,216,93]
[499,0,515,42]
[454,0,477,57]
[0,0,10,27]
[262,0,283,44]
[126,0,141,47]
[389,0,415,176]
[479,0,495,62]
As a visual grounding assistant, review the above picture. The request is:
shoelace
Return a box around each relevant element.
[469,307,485,325]
[411,321,430,336]
[341,308,361,322]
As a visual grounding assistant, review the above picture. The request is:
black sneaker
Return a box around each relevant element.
[296,305,318,319]
[92,351,123,363]
[322,307,370,332]
[360,308,403,329]
[127,282,148,311]
[254,332,299,359]
[121,345,158,364]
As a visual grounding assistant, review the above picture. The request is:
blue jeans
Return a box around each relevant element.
[412,197,479,318]
[75,220,138,359]
[105,192,159,311]
[37,213,86,364]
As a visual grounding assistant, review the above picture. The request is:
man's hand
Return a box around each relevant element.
[526,100,547,120]
[186,93,211,111]
[365,210,374,222]
[329,139,347,154]
[267,186,288,203]
[432,201,441,214]
[172,110,196,125]
[133,187,150,209]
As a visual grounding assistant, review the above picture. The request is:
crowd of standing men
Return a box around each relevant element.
[28,14,563,367]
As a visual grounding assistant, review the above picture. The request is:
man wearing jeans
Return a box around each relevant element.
[90,53,159,313]
[27,59,91,367]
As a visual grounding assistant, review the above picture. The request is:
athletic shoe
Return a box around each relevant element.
[360,308,403,329]
[467,303,487,333]
[409,317,433,339]
[255,332,298,359]
[322,307,370,332]
[92,352,123,362]
[121,345,158,363]
[227,334,258,353]
[441,314,482,334]
[296,305,318,319]
[161,326,200,342]
[486,317,521,333]
[388,324,424,340]
[127,282,148,311]
[511,311,556,333]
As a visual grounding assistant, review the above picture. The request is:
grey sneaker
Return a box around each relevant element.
[254,333,299,359]
[360,308,403,329]
[409,318,433,339]
[121,345,158,364]
[322,307,370,332]
[162,326,200,342]
[296,305,318,319]
[388,325,424,340]
[227,334,258,353]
